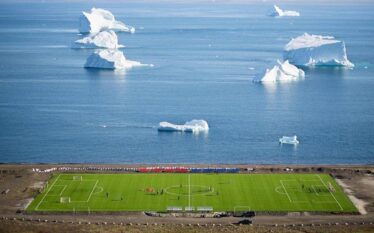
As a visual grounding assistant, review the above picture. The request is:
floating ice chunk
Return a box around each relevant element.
[84,50,147,70]
[158,120,209,133]
[72,30,123,49]
[79,8,135,34]
[284,33,354,67]
[279,135,299,145]
[253,60,305,83]
[270,5,300,17]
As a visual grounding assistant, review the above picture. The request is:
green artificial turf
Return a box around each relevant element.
[27,173,357,213]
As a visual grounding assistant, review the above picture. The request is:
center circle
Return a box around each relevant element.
[164,185,215,196]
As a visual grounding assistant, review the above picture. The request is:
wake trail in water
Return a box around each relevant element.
[38,45,69,48]
[0,28,78,33]
[91,123,155,129]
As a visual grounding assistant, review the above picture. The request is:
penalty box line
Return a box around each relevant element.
[280,180,292,203]
[316,175,343,211]
[67,179,99,203]
[35,174,61,211]
[87,180,99,202]
[37,176,100,209]
[280,180,308,203]
[310,185,331,197]
[46,185,68,197]
[280,178,343,208]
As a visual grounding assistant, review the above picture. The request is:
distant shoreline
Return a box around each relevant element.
[1,163,373,170]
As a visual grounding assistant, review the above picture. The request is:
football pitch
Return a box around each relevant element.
[27,173,357,213]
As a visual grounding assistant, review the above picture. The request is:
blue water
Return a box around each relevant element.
[0,2,373,164]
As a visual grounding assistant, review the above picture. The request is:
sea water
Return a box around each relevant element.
[0,2,373,164]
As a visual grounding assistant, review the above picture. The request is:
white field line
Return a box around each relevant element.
[312,200,337,203]
[311,185,330,196]
[62,180,99,203]
[280,180,308,203]
[275,186,286,194]
[311,185,320,196]
[45,185,65,196]
[317,175,343,211]
[35,174,61,210]
[59,185,67,196]
[188,174,191,208]
[93,186,104,195]
[280,180,292,203]
[72,176,82,181]
[86,180,99,203]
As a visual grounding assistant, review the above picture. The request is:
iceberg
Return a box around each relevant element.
[79,8,135,34]
[158,120,209,133]
[283,33,354,67]
[84,50,144,69]
[270,5,300,17]
[253,60,305,83]
[72,30,123,49]
[279,135,299,145]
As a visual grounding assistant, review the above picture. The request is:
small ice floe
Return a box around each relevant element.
[269,5,300,17]
[284,33,354,67]
[158,120,209,133]
[279,135,299,145]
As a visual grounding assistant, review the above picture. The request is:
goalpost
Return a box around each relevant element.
[73,176,82,181]
[60,197,71,203]
[328,182,336,192]
[42,181,48,192]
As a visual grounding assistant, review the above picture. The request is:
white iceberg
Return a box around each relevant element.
[253,60,305,83]
[279,135,299,145]
[79,8,135,34]
[84,50,145,69]
[72,30,123,49]
[270,5,300,17]
[158,120,209,133]
[283,33,354,67]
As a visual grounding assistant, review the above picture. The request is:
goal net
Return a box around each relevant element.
[73,176,82,181]
[60,197,71,203]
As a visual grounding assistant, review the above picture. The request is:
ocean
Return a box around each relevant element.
[0,1,373,164]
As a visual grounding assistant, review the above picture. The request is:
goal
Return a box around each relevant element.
[73,176,82,181]
[328,182,336,192]
[42,181,48,192]
[60,197,71,203]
